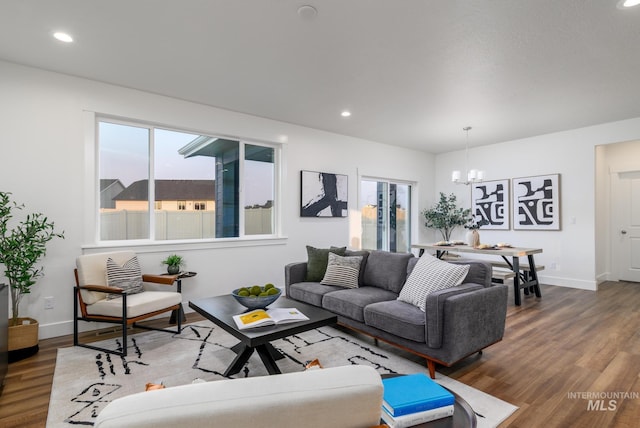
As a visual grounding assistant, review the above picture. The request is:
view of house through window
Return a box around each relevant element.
[360,179,411,252]
[98,120,276,241]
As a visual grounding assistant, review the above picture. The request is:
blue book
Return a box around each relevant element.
[382,373,455,417]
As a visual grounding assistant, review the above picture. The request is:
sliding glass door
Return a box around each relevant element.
[360,179,411,252]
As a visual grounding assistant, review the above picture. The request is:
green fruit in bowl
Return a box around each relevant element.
[237,289,250,297]
[267,287,279,295]
[264,283,275,290]
[259,291,269,297]
[238,287,250,294]
[250,285,262,295]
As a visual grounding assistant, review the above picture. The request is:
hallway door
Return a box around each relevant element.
[613,171,640,282]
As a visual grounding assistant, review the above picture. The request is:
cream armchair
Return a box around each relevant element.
[74,251,182,356]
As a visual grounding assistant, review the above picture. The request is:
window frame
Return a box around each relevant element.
[90,115,283,249]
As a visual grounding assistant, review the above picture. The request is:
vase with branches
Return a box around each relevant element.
[0,191,64,326]
[422,192,471,242]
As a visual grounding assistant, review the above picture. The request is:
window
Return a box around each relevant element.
[360,178,412,252]
[98,119,277,242]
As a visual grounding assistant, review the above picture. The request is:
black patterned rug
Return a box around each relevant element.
[47,321,516,427]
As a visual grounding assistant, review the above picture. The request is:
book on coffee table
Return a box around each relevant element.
[381,404,454,428]
[232,308,309,330]
[382,373,455,417]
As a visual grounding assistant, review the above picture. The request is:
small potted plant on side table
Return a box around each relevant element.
[161,254,185,275]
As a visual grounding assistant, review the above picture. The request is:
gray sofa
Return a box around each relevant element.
[285,250,508,378]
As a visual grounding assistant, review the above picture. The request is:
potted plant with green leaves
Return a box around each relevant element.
[161,254,185,275]
[0,191,64,360]
[422,192,471,242]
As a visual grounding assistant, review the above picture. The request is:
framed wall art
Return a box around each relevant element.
[300,170,348,217]
[512,174,561,230]
[471,179,510,230]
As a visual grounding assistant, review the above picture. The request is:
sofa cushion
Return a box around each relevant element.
[106,256,145,300]
[345,249,369,286]
[408,257,492,288]
[364,300,426,343]
[86,291,181,318]
[305,246,347,282]
[362,251,413,293]
[287,282,344,307]
[322,287,397,322]
[321,253,363,289]
[76,251,137,304]
[398,254,470,311]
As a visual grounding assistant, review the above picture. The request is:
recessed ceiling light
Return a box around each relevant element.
[618,0,640,9]
[341,111,351,117]
[53,32,73,43]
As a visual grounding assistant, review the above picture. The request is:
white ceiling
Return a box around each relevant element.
[1,0,639,153]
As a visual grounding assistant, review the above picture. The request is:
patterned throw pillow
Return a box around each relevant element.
[105,256,145,300]
[398,254,470,311]
[320,253,363,289]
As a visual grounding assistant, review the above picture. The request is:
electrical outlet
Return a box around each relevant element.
[44,296,55,310]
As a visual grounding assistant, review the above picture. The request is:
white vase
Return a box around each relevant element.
[466,230,480,247]
[465,230,474,246]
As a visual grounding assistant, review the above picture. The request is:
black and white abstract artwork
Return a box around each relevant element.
[512,174,561,230]
[300,170,348,217]
[471,179,510,230]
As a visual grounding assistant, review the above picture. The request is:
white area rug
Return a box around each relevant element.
[48,321,517,427]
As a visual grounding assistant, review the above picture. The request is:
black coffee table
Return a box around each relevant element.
[189,295,337,376]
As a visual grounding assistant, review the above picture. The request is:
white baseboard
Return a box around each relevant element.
[537,274,597,291]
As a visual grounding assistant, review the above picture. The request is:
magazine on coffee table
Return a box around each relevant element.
[232,308,309,330]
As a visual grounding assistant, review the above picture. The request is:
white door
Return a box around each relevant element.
[613,171,640,282]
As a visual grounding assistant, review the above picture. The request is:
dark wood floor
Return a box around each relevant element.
[1,282,639,427]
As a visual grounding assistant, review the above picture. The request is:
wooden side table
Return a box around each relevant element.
[164,271,196,324]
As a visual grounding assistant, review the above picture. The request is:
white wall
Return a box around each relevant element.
[0,60,435,339]
[4,58,640,339]
[434,119,640,291]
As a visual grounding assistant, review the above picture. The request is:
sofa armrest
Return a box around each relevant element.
[285,262,307,295]
[425,283,483,348]
[142,274,178,285]
[425,283,508,352]
[79,284,123,294]
[438,285,508,357]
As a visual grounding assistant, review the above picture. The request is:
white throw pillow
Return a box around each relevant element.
[321,253,363,289]
[398,254,470,311]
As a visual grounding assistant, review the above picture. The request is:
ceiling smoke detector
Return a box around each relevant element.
[297,5,317,20]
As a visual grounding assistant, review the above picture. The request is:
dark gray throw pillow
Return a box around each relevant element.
[305,245,347,282]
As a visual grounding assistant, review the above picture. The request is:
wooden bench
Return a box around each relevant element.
[492,268,516,283]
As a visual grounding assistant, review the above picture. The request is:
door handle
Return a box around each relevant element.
[621,230,628,235]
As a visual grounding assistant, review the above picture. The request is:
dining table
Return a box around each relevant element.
[411,243,543,306]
